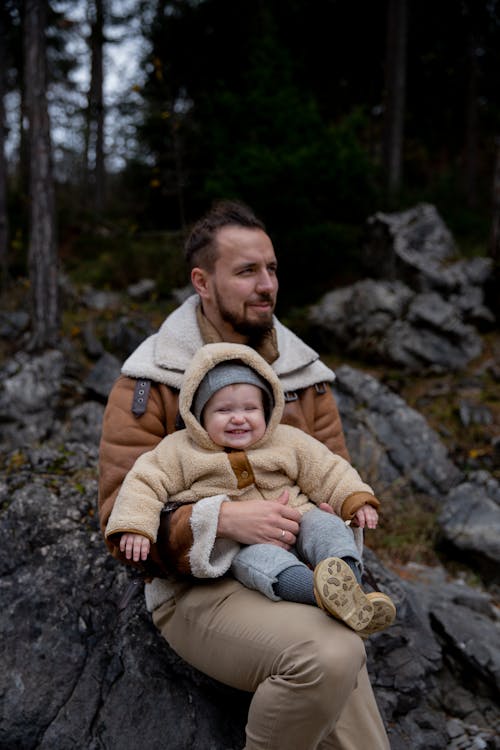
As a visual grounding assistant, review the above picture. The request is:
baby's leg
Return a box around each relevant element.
[296,509,396,634]
[231,543,302,601]
[296,507,362,577]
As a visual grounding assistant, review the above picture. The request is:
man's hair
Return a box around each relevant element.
[184,200,266,272]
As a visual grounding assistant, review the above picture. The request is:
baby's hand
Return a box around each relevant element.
[120,533,151,562]
[353,505,379,530]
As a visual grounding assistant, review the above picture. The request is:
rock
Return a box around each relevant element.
[438,472,500,575]
[364,204,493,301]
[127,278,157,300]
[84,352,122,400]
[363,203,455,287]
[394,562,500,747]
[333,364,462,496]
[0,350,65,447]
[64,401,105,444]
[0,444,249,750]
[458,399,494,427]
[105,316,156,359]
[82,287,122,311]
[0,310,30,339]
[309,279,484,371]
[171,284,195,305]
[82,319,105,358]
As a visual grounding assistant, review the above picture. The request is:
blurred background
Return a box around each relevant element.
[1,0,500,320]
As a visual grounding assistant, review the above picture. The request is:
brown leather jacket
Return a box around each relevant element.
[98,374,349,576]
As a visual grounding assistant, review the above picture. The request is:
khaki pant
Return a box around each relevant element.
[152,577,390,750]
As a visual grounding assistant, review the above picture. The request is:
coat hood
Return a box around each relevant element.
[179,343,285,451]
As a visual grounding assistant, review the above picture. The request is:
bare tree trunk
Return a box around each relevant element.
[24,0,59,350]
[464,32,479,208]
[86,0,106,215]
[0,6,9,287]
[383,0,408,194]
[490,139,500,265]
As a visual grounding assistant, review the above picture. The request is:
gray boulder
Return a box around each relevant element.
[309,279,483,371]
[84,352,122,400]
[335,365,500,577]
[438,471,500,575]
[0,350,65,447]
[364,204,494,327]
[309,204,494,372]
[333,364,462,496]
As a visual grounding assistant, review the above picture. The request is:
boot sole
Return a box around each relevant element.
[313,557,374,631]
[358,593,397,637]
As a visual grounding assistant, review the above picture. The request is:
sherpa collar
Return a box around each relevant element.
[121,294,335,392]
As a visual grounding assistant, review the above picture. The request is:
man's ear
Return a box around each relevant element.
[191,267,209,298]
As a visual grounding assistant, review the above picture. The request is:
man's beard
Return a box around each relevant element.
[215,288,275,339]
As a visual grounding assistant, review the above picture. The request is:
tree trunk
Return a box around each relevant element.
[464,32,479,208]
[0,6,9,287]
[24,0,59,350]
[86,0,106,215]
[490,139,500,265]
[382,0,408,193]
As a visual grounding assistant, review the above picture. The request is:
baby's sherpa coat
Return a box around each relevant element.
[105,343,378,566]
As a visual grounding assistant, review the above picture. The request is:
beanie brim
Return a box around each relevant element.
[192,361,274,423]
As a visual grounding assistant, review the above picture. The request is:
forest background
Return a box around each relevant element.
[1,0,500,351]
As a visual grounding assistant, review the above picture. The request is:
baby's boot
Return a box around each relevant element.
[313,557,375,632]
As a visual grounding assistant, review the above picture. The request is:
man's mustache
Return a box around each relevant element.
[251,294,275,304]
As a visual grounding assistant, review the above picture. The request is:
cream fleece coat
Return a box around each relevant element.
[106,343,376,586]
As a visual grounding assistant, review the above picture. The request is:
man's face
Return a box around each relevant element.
[194,226,279,342]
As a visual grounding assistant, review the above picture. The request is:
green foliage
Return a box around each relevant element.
[65,227,188,295]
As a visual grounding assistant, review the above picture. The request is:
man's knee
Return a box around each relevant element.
[278,626,366,708]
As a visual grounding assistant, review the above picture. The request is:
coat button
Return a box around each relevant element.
[241,470,249,479]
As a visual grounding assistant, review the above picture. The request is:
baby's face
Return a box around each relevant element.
[203,383,267,449]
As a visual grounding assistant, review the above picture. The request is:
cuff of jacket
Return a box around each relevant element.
[152,502,194,575]
[189,495,240,578]
[341,492,380,522]
[153,496,240,578]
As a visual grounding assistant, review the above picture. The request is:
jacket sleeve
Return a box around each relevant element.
[281,383,350,461]
[105,438,181,543]
[98,375,194,575]
[289,429,379,519]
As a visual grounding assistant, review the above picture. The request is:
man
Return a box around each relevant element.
[99,201,390,749]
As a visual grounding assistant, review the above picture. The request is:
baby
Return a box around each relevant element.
[106,343,396,636]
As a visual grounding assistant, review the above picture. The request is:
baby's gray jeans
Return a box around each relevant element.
[231,507,362,601]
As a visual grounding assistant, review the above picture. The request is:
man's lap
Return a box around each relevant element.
[152,576,366,692]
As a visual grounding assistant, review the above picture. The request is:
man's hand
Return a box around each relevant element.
[120,532,151,562]
[217,491,301,549]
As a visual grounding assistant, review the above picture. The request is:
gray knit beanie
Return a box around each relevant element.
[192,361,274,424]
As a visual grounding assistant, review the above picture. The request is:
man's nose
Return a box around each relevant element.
[256,270,275,293]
